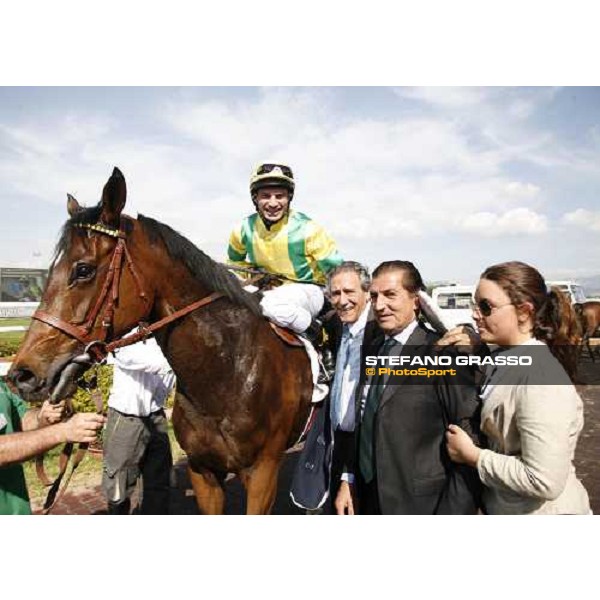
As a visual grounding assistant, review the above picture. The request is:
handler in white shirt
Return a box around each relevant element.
[102,334,175,515]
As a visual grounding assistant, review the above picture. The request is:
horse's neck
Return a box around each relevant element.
[150,271,267,407]
[149,258,260,349]
[151,258,212,319]
[136,238,265,362]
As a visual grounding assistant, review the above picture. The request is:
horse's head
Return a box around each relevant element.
[9,168,154,401]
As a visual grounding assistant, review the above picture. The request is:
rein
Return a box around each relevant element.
[105,274,268,353]
[223,263,326,288]
[30,216,225,512]
[35,384,104,514]
[30,217,270,512]
[32,216,230,365]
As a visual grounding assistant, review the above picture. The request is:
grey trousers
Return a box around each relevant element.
[102,407,173,515]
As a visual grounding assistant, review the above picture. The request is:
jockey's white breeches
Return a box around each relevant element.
[259,283,324,333]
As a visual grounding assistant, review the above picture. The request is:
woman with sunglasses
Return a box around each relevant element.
[443,261,590,514]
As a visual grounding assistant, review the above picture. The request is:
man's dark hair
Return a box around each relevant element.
[372,260,425,294]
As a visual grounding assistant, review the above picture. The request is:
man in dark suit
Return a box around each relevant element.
[289,261,371,512]
[335,260,481,515]
[325,261,371,511]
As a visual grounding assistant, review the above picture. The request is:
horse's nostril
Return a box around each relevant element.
[9,367,38,393]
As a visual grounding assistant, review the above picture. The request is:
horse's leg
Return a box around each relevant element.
[241,454,283,515]
[586,335,595,363]
[188,467,225,515]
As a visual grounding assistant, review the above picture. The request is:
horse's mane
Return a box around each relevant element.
[52,205,261,316]
[137,214,261,315]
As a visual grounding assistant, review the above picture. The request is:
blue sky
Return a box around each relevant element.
[1,86,599,285]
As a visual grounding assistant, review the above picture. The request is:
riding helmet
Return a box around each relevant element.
[250,162,295,201]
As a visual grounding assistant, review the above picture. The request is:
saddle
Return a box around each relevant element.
[242,273,338,378]
[269,322,305,347]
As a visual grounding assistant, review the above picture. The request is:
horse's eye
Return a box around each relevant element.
[73,263,96,280]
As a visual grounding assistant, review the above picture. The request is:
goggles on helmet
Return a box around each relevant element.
[250,162,295,201]
[256,164,294,179]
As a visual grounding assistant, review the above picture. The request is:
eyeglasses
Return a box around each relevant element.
[471,298,513,317]
[257,164,293,178]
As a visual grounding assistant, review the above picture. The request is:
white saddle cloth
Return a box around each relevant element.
[297,336,329,404]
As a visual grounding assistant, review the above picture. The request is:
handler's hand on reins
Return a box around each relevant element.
[37,399,68,427]
[60,413,106,444]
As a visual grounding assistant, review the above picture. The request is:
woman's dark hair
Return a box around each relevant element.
[481,261,581,380]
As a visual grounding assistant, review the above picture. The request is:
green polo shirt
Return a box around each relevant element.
[0,380,31,515]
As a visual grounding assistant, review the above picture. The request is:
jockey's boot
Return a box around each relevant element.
[303,319,333,384]
[320,347,336,382]
[303,318,324,347]
[107,498,131,515]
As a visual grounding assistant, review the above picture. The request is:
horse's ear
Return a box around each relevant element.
[100,167,127,227]
[67,193,81,217]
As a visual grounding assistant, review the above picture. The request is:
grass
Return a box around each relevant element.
[0,318,29,352]
[0,318,31,327]
[0,330,25,344]
[0,330,25,357]
[24,443,103,500]
[0,318,31,357]
[24,419,187,501]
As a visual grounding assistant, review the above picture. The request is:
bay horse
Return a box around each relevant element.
[8,167,313,514]
[575,301,600,362]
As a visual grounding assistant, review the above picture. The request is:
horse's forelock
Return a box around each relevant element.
[52,203,109,262]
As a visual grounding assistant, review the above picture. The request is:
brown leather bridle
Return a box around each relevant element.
[32,216,226,363]
[30,216,229,514]
[30,215,275,513]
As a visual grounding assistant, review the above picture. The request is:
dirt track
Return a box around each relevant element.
[573,354,600,512]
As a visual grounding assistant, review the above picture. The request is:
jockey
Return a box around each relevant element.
[227,162,343,341]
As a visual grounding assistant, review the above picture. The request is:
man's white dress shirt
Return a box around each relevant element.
[107,336,175,417]
[330,304,370,432]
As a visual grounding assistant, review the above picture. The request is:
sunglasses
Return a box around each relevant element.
[257,164,293,178]
[472,298,513,317]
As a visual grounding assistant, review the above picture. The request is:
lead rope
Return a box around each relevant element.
[37,366,105,514]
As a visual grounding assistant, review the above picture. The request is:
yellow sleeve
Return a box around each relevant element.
[305,220,343,275]
[227,224,248,265]
[226,223,255,281]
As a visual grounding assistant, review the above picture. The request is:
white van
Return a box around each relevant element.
[430,285,475,329]
[546,281,587,305]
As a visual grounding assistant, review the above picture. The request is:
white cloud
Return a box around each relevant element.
[329,215,422,240]
[394,87,492,108]
[460,207,549,236]
[0,87,597,280]
[165,89,329,160]
[507,99,536,120]
[563,208,600,232]
[504,181,540,198]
